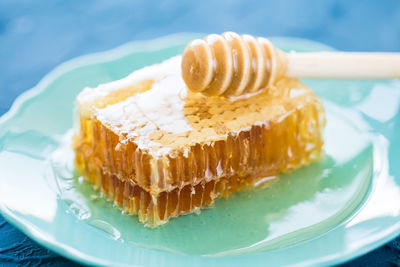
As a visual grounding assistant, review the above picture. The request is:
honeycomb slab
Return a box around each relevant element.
[73,56,325,227]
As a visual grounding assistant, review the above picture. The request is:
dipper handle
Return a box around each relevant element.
[287,52,400,79]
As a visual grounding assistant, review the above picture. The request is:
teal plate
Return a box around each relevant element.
[0,34,399,266]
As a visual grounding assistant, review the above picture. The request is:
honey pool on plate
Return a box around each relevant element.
[1,36,398,266]
[49,100,373,256]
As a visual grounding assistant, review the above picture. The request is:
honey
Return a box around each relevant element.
[73,55,325,227]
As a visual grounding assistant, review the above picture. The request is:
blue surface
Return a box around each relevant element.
[0,1,399,266]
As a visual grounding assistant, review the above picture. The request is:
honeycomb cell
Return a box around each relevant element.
[73,56,325,227]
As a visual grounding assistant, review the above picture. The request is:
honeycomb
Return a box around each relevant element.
[73,56,325,227]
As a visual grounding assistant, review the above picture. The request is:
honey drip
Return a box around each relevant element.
[181,32,288,97]
[73,85,324,226]
[73,56,325,227]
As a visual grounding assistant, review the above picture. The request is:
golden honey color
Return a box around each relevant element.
[73,57,325,227]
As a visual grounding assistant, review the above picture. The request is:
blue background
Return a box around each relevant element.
[0,0,399,266]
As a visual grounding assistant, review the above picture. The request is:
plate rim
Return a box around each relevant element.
[0,33,399,267]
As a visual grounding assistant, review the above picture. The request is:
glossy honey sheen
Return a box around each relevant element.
[74,100,324,226]
[73,63,325,226]
[3,35,396,267]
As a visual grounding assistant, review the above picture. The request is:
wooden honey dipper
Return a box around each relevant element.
[181,32,400,97]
